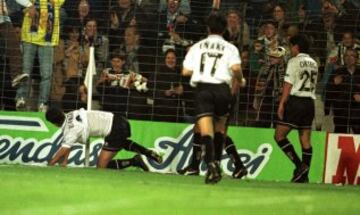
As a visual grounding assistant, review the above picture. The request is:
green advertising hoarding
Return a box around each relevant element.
[0,111,326,183]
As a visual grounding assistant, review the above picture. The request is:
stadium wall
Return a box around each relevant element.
[1,111,355,184]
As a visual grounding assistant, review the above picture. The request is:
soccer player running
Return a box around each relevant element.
[274,34,318,183]
[178,79,247,179]
[46,108,162,170]
[182,13,245,184]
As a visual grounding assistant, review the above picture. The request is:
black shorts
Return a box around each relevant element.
[195,83,232,119]
[102,114,131,152]
[277,96,315,129]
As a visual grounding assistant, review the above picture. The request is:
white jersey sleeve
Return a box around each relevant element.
[183,46,196,71]
[61,109,89,147]
[62,124,84,148]
[227,45,241,69]
[284,58,297,85]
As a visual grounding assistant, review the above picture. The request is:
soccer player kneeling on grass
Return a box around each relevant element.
[274,34,318,183]
[46,108,162,170]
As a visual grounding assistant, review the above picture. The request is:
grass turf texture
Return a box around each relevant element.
[1,165,359,215]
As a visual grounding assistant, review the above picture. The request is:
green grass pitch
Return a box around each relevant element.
[1,165,359,215]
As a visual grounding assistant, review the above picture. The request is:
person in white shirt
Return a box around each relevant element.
[274,34,318,183]
[182,13,245,184]
[46,108,162,169]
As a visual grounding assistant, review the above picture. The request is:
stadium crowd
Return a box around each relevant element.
[0,0,360,134]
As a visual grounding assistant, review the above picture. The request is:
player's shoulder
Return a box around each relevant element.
[306,55,318,65]
[301,54,319,68]
[191,38,205,49]
[225,41,239,53]
[287,56,298,65]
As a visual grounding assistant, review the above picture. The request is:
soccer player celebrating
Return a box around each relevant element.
[182,13,245,184]
[274,34,318,183]
[46,108,162,170]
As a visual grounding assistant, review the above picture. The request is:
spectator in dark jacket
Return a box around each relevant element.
[152,49,183,122]
[325,49,360,133]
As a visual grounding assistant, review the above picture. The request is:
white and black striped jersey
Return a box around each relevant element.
[284,53,318,99]
[61,108,113,148]
[183,34,241,87]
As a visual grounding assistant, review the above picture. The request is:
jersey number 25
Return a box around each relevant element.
[299,70,317,92]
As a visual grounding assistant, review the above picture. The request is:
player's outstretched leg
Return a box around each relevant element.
[224,136,248,179]
[107,155,149,171]
[177,132,201,175]
[132,154,150,171]
[123,139,162,164]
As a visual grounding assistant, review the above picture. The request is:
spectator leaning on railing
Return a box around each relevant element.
[15,0,65,112]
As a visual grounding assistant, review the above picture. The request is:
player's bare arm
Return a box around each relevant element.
[277,82,293,120]
[48,147,71,167]
[182,68,193,77]
[231,64,246,87]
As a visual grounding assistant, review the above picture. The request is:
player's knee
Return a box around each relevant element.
[274,133,285,143]
[300,140,311,149]
[214,123,226,134]
[96,159,108,169]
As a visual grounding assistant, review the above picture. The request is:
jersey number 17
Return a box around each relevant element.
[200,52,223,76]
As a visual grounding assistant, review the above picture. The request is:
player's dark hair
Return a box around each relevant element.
[289,34,310,53]
[46,108,65,126]
[206,13,226,35]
